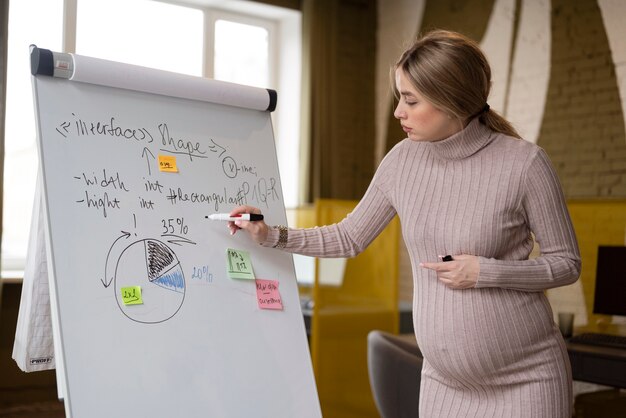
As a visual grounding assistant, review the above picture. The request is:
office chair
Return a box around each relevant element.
[367,330,423,418]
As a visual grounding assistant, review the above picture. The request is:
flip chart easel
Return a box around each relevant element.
[30,46,320,418]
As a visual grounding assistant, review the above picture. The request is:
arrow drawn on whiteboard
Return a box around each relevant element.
[55,121,71,138]
[142,147,156,176]
[160,234,197,247]
[101,231,131,288]
[208,139,227,157]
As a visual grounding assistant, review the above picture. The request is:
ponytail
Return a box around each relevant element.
[479,106,521,139]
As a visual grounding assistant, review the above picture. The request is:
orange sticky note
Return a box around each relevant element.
[255,279,283,310]
[158,155,178,172]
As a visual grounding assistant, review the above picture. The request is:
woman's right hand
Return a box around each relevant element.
[227,205,269,244]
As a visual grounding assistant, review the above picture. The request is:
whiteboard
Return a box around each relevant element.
[31,48,320,418]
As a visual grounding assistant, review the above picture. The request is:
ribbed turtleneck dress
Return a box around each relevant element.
[262,117,582,417]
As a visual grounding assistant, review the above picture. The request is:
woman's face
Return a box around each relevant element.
[393,68,462,142]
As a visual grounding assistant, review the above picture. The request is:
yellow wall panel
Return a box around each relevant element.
[568,200,626,334]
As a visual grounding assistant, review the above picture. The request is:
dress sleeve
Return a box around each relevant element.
[261,148,399,258]
[475,148,582,291]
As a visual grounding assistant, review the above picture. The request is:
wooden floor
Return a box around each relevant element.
[0,401,65,418]
[0,384,65,418]
[1,283,65,418]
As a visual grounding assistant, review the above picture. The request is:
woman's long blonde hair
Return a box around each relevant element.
[393,29,521,139]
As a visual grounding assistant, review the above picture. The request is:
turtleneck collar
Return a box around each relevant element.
[424,117,494,160]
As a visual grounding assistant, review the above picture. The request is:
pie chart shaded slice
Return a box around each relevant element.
[145,239,177,281]
[153,267,185,293]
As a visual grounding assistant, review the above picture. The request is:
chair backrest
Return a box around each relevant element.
[368,330,423,418]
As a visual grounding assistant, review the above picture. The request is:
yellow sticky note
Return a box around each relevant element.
[158,155,178,172]
[226,248,255,280]
[121,286,143,305]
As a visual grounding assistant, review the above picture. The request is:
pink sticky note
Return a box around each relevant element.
[255,279,283,310]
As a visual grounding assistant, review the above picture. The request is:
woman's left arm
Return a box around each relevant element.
[475,148,582,291]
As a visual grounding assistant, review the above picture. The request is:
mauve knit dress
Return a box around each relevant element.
[262,117,582,417]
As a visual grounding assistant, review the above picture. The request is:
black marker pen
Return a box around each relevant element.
[206,213,264,221]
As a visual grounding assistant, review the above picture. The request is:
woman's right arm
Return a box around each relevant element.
[230,145,401,258]
[230,183,396,258]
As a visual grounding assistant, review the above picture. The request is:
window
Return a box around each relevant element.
[75,0,204,75]
[2,0,63,274]
[214,18,272,88]
[2,0,302,275]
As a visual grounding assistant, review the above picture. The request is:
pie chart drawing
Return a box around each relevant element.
[114,239,186,323]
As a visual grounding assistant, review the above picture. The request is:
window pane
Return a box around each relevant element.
[2,0,63,273]
[76,0,203,75]
[214,20,269,88]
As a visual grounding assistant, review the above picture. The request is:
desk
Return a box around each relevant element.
[567,342,626,388]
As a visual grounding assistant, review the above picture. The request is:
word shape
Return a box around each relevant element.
[158,123,208,161]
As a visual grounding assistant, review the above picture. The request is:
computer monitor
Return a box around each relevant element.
[593,246,626,316]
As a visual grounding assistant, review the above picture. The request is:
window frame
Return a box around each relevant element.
[205,9,278,87]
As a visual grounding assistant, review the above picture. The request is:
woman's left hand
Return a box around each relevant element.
[420,254,480,289]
